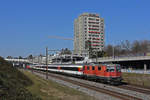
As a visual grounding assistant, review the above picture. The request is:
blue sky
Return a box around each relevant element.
[0,0,150,57]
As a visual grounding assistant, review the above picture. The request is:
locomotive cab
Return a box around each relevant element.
[105,64,122,84]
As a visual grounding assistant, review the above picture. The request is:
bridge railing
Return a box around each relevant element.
[92,55,150,62]
[5,58,30,62]
[121,69,150,74]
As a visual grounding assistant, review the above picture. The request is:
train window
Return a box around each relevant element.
[87,66,89,70]
[98,66,101,70]
[48,67,57,69]
[106,69,110,72]
[61,67,78,71]
[106,69,114,72]
[110,69,114,72]
[92,66,95,70]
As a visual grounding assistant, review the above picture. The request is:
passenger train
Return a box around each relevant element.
[28,63,122,84]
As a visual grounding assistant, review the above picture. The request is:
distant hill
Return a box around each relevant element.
[0,56,41,100]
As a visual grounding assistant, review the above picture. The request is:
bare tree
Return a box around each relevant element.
[105,44,113,57]
[6,56,13,59]
[27,54,33,59]
[105,40,150,57]
[19,56,23,59]
[131,40,141,54]
[114,45,122,56]
[121,40,131,55]
[140,40,150,54]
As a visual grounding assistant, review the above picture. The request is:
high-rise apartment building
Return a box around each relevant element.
[74,13,105,56]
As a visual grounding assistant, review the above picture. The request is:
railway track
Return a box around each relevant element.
[118,84,150,95]
[33,70,142,100]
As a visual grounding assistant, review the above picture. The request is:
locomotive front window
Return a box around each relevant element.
[106,66,115,72]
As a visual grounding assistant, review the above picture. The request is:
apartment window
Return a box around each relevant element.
[101,23,104,26]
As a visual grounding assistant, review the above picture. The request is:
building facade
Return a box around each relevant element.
[74,13,105,56]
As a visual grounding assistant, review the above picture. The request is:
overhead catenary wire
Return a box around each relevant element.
[48,36,74,41]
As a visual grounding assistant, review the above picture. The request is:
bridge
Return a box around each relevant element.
[92,56,150,72]
[5,58,31,68]
[5,58,30,63]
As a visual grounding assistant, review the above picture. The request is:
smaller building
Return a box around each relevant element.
[51,54,84,64]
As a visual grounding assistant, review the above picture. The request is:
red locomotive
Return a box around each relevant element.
[30,63,122,84]
[82,64,122,84]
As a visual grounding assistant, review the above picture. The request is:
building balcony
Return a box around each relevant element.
[88,31,100,34]
[89,28,99,30]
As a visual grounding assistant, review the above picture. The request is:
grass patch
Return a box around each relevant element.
[122,73,150,87]
[0,57,40,100]
[22,70,96,100]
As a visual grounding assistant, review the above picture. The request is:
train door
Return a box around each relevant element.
[102,65,107,77]
[95,65,106,81]
[88,65,95,79]
[83,65,90,79]
[95,65,102,76]
[87,66,91,75]
[92,66,96,75]
[83,65,87,74]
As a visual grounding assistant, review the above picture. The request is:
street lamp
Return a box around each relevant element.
[113,45,115,59]
[46,47,48,79]
[112,40,123,59]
